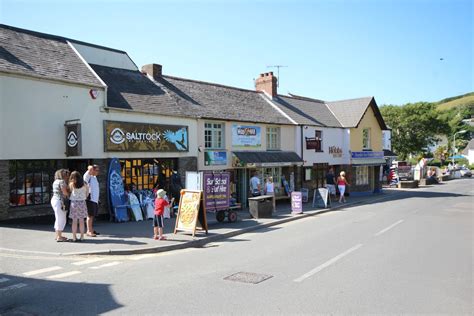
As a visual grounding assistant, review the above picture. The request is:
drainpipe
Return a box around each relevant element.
[300,125,304,189]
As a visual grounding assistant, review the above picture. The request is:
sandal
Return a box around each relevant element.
[159,236,167,240]
[86,232,97,237]
[93,231,100,235]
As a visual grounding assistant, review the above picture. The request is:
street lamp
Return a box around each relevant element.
[452,130,468,164]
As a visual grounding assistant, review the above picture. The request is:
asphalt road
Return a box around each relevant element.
[1,179,472,315]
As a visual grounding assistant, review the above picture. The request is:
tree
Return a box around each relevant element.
[380,102,448,160]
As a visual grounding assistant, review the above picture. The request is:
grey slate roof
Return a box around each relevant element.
[162,76,295,125]
[0,24,103,87]
[272,95,342,127]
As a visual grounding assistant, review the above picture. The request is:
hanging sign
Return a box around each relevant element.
[65,121,82,157]
[104,120,189,152]
[174,190,208,237]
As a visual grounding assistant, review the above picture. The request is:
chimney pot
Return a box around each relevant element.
[255,70,278,98]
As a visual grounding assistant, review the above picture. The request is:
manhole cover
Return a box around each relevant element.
[224,272,273,284]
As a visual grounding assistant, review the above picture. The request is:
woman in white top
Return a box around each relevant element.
[264,176,276,212]
[68,171,89,242]
[51,169,70,242]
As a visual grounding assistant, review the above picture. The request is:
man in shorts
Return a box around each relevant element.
[84,165,100,237]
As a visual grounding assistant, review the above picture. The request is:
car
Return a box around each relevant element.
[459,167,472,177]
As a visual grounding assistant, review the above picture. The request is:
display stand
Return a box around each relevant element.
[174,190,208,237]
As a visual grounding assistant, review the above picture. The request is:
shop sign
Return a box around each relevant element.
[65,121,82,157]
[329,146,343,158]
[305,137,318,150]
[203,172,230,211]
[291,191,303,214]
[232,124,261,148]
[204,151,227,166]
[104,120,188,152]
[351,151,384,159]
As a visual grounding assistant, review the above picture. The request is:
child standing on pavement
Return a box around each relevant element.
[154,189,169,240]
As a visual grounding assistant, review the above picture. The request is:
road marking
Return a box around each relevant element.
[89,261,121,269]
[47,271,82,279]
[23,266,62,276]
[72,258,104,266]
[130,254,156,261]
[0,283,28,292]
[0,277,10,283]
[374,220,404,237]
[294,244,363,282]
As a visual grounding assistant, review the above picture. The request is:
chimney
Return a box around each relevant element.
[141,64,162,80]
[255,71,277,98]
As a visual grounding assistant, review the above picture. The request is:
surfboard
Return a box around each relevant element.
[128,192,143,221]
[107,158,129,222]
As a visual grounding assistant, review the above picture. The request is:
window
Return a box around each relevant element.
[205,122,224,149]
[266,127,280,150]
[356,166,369,185]
[119,158,176,192]
[315,130,323,152]
[363,128,371,149]
[9,160,61,207]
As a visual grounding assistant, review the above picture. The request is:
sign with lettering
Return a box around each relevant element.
[203,172,230,211]
[232,124,261,148]
[291,191,303,214]
[65,122,82,157]
[104,120,188,152]
[174,190,208,237]
[204,151,227,166]
[312,187,330,208]
[329,146,343,157]
[305,137,318,150]
[351,151,384,159]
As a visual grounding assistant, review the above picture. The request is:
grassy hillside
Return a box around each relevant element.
[436,92,474,111]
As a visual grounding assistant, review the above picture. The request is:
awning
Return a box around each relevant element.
[383,149,398,157]
[232,151,303,168]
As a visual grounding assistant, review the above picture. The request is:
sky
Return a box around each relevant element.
[1,0,472,105]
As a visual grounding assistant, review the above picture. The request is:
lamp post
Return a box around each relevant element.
[452,130,468,164]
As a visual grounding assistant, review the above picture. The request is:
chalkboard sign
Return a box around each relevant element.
[174,190,208,237]
[312,188,331,208]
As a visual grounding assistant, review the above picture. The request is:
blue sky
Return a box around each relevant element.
[1,0,472,105]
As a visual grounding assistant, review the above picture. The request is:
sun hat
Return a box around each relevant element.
[157,189,166,198]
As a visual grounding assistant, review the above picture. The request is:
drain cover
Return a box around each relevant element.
[224,272,273,284]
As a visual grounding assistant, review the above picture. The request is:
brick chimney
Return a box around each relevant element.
[255,72,277,98]
[141,64,162,80]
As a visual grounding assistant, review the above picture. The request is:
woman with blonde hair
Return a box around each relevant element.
[51,169,70,242]
[264,176,276,212]
[68,171,89,242]
[337,171,350,203]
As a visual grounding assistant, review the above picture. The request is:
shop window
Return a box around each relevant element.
[313,163,328,188]
[266,127,280,150]
[363,128,371,149]
[9,160,61,207]
[204,122,224,149]
[356,166,369,185]
[119,158,176,192]
[315,130,323,152]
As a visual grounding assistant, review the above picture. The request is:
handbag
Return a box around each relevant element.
[62,198,71,212]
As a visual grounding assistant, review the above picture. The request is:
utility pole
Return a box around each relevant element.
[266,65,287,87]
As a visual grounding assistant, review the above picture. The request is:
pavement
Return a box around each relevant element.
[0,188,407,257]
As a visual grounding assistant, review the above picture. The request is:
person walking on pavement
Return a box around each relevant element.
[154,189,169,240]
[51,169,70,242]
[84,165,100,237]
[337,171,350,203]
[250,171,261,197]
[264,176,276,212]
[326,167,337,201]
[69,171,89,242]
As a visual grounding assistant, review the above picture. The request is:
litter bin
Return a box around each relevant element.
[248,195,274,218]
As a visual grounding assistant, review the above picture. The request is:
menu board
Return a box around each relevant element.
[312,188,330,208]
[174,190,208,236]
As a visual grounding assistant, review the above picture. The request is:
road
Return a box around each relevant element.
[1,179,472,315]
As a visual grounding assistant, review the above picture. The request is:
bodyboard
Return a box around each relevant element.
[108,158,129,222]
[128,192,143,221]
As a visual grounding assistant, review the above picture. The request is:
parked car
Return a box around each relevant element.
[459,167,472,177]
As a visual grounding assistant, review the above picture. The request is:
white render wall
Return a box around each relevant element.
[0,74,198,160]
[296,125,350,166]
[197,120,296,170]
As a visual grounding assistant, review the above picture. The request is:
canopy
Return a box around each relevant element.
[448,154,466,160]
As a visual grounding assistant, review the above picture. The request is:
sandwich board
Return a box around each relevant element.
[174,189,208,237]
[312,187,331,208]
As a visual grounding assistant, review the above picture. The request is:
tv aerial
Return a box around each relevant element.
[266,65,288,87]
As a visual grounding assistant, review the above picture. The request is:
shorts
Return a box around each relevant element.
[327,184,336,195]
[153,215,164,228]
[86,200,99,217]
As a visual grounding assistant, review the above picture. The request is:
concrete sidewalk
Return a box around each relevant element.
[0,189,403,257]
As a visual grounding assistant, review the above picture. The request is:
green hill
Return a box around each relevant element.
[436,92,474,111]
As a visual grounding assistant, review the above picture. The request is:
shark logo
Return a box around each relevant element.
[110,128,125,145]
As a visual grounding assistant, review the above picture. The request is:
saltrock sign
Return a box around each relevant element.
[104,120,189,152]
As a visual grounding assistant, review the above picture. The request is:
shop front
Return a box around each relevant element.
[349,151,386,195]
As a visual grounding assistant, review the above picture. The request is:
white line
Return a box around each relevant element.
[294,244,363,282]
[130,254,156,261]
[46,271,82,279]
[374,220,404,237]
[89,261,121,269]
[0,283,28,292]
[0,277,10,283]
[72,258,104,266]
[23,266,62,276]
